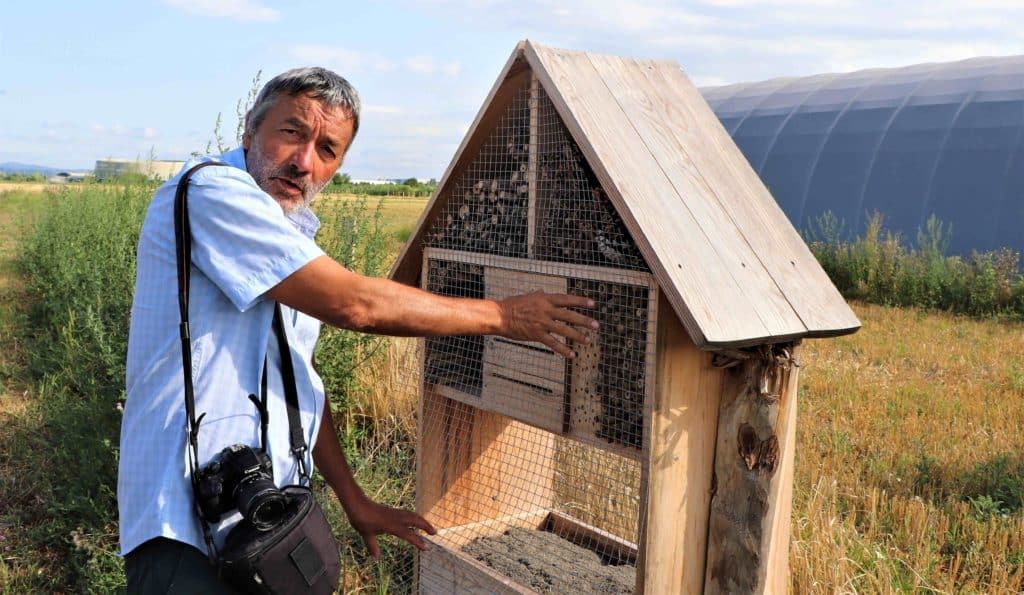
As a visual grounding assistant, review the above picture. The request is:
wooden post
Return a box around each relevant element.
[704,342,801,594]
[636,296,724,594]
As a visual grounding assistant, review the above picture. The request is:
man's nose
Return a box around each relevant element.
[289,142,315,174]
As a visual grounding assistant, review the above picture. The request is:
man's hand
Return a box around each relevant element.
[498,292,598,358]
[344,495,437,559]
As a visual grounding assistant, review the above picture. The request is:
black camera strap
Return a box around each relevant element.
[174,161,312,563]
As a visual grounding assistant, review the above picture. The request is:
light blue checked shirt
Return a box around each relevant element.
[118,147,328,556]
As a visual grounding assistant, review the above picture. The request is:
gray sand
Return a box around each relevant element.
[463,527,635,593]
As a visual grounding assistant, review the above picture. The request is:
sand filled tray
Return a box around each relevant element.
[463,527,635,593]
[418,510,638,594]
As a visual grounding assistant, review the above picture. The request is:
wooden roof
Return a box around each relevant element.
[391,40,860,349]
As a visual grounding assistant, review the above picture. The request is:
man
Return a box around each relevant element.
[118,67,596,592]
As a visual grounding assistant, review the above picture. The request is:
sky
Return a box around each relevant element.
[3,0,1024,178]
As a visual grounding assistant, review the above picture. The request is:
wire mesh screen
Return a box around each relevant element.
[411,74,657,594]
[534,85,648,271]
[426,81,531,257]
[424,259,485,395]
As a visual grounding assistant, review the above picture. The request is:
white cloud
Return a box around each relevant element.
[289,46,462,78]
[165,0,279,22]
[289,45,396,74]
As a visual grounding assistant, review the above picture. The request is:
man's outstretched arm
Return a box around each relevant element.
[311,399,435,557]
[266,255,597,356]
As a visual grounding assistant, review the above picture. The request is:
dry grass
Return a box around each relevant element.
[345,301,1024,593]
[351,336,422,443]
[793,302,1024,593]
[316,193,428,238]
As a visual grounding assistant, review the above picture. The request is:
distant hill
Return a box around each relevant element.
[0,162,66,175]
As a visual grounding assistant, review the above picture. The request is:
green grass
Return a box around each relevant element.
[0,184,415,593]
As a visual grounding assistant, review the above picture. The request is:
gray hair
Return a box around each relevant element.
[245,67,361,146]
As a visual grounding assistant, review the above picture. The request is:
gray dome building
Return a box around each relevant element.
[701,55,1024,256]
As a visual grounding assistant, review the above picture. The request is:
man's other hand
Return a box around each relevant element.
[345,496,437,559]
[497,292,599,358]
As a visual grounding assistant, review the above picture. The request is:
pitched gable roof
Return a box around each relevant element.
[391,40,859,349]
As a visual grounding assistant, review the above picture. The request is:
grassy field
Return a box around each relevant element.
[2,183,1024,592]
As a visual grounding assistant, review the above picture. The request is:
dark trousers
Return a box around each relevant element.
[125,538,238,594]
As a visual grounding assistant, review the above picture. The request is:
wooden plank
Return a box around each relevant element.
[704,343,799,594]
[480,374,564,434]
[636,296,724,595]
[586,53,808,344]
[392,43,531,286]
[420,540,535,595]
[546,510,639,566]
[527,75,539,258]
[484,337,565,392]
[483,267,568,351]
[524,41,772,348]
[427,247,655,287]
[645,62,861,338]
[431,509,551,549]
[484,264,568,300]
[565,424,643,463]
[568,322,602,439]
[763,342,800,593]
[433,383,483,409]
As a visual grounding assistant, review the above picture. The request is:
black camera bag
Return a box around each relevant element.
[219,486,341,593]
[174,162,341,593]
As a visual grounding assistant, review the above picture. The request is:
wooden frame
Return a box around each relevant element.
[422,247,658,463]
[404,40,855,594]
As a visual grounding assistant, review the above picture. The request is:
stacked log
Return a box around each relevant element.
[424,259,485,392]
[534,130,646,271]
[427,87,531,257]
[428,176,529,256]
[568,278,649,449]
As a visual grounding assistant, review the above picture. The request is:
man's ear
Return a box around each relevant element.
[241,114,253,150]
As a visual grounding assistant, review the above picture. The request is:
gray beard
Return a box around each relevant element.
[245,145,328,215]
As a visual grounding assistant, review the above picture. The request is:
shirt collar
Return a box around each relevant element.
[221,147,322,239]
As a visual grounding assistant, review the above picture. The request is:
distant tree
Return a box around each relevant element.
[402,177,419,187]
[333,172,352,185]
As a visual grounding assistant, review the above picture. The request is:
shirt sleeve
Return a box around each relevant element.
[184,166,325,312]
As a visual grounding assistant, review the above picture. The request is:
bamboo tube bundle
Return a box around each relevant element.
[568,278,649,449]
[533,100,646,270]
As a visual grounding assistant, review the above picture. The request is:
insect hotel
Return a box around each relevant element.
[390,40,860,594]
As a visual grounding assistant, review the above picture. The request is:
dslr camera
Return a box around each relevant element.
[195,444,288,531]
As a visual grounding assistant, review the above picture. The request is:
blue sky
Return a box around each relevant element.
[3,0,1024,178]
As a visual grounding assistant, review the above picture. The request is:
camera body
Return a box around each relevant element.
[195,443,288,531]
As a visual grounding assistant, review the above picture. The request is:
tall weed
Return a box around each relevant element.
[808,211,1024,317]
[7,182,404,592]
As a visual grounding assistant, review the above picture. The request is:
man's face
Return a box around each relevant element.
[243,92,355,214]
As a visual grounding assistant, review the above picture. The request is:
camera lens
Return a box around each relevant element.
[239,483,288,531]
